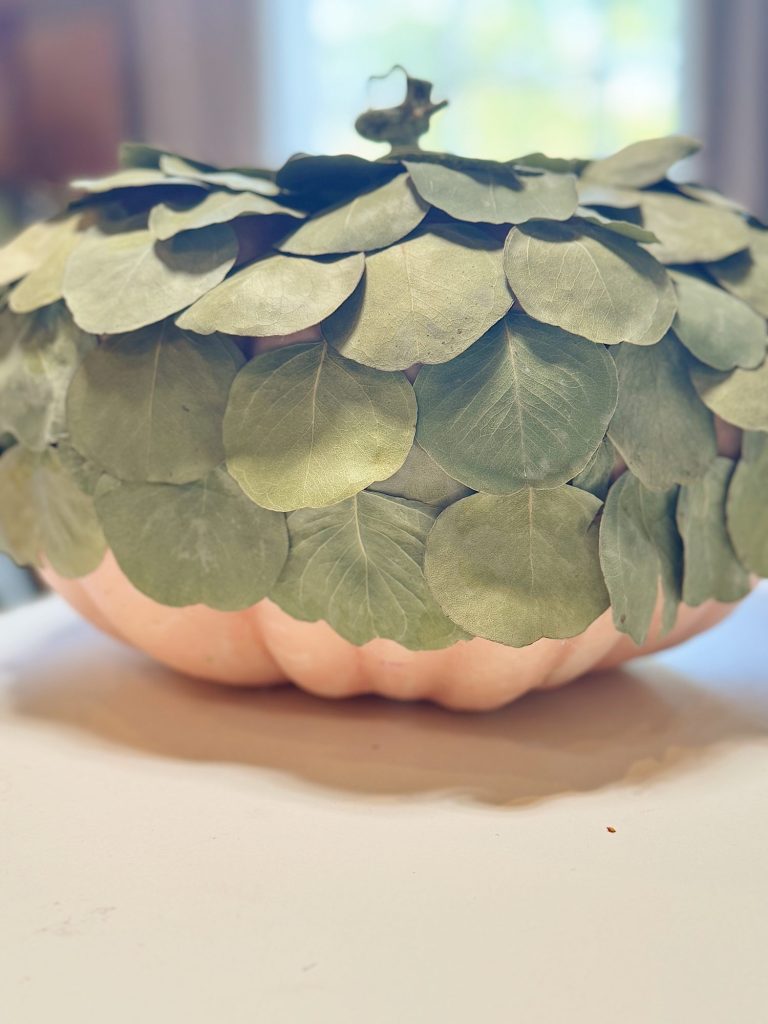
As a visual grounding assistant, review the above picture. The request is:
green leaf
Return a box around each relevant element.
[56,439,104,496]
[0,214,82,288]
[608,335,717,490]
[514,152,588,175]
[576,182,644,209]
[671,270,767,370]
[223,342,416,512]
[118,142,166,169]
[571,437,615,501]
[369,442,470,507]
[71,168,206,193]
[726,432,768,576]
[176,252,364,337]
[676,183,750,215]
[278,174,428,255]
[272,492,465,649]
[276,153,399,206]
[94,470,288,611]
[67,321,243,484]
[159,154,281,197]
[581,135,700,188]
[424,487,608,646]
[62,224,237,334]
[690,358,768,431]
[708,225,768,317]
[639,193,750,264]
[0,445,105,576]
[0,304,95,450]
[325,225,512,370]
[503,219,676,345]
[677,457,751,605]
[148,190,303,240]
[404,161,577,225]
[599,472,682,644]
[8,218,86,312]
[575,211,659,243]
[415,313,618,493]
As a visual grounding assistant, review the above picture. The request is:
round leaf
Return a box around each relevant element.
[176,252,364,337]
[70,168,207,193]
[639,192,750,264]
[325,225,512,370]
[726,433,768,576]
[278,174,428,255]
[671,270,767,370]
[576,182,644,209]
[581,135,700,188]
[404,161,578,225]
[608,334,717,490]
[8,218,85,312]
[369,442,470,508]
[415,313,618,492]
[690,358,768,431]
[503,220,676,346]
[0,214,82,289]
[63,224,237,334]
[95,470,288,611]
[708,225,768,317]
[571,437,615,501]
[159,155,280,195]
[424,487,608,647]
[223,342,416,512]
[67,321,244,484]
[272,492,465,649]
[149,191,303,240]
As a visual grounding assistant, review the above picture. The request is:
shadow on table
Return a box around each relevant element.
[7,606,768,807]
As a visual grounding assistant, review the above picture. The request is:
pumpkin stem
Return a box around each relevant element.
[355,67,447,155]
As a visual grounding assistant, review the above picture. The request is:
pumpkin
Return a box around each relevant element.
[1,72,766,710]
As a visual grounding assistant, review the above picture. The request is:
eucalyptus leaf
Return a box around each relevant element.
[56,439,104,496]
[160,154,280,197]
[514,152,588,175]
[599,471,682,644]
[726,432,768,576]
[424,487,608,646]
[608,335,717,489]
[95,470,288,610]
[503,219,676,345]
[272,492,465,648]
[415,313,618,493]
[582,135,700,188]
[0,445,105,576]
[671,270,767,370]
[690,358,768,430]
[404,161,578,225]
[640,193,750,264]
[676,183,750,215]
[149,190,303,240]
[63,224,237,334]
[0,214,82,288]
[708,225,768,317]
[0,304,95,450]
[325,225,512,370]
[575,212,659,243]
[369,442,470,507]
[677,457,750,605]
[576,183,644,210]
[8,224,82,313]
[71,168,206,193]
[276,153,399,205]
[223,342,416,511]
[278,174,428,255]
[571,437,615,500]
[177,251,364,337]
[67,321,244,484]
[118,142,166,169]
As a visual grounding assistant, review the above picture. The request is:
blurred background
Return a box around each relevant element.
[1,0,767,607]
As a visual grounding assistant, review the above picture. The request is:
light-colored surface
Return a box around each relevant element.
[1,588,768,1024]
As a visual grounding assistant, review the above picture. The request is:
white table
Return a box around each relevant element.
[1,588,768,1024]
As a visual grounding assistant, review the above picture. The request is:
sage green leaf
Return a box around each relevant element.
[369,442,470,507]
[576,182,644,209]
[149,190,302,240]
[160,155,280,196]
[223,342,416,512]
[599,472,682,644]
[575,211,659,243]
[325,225,512,370]
[582,135,700,188]
[608,335,717,489]
[424,487,608,646]
[404,161,578,225]
[571,437,615,500]
[0,445,105,576]
[272,492,465,649]
[671,270,767,370]
[677,457,750,605]
[278,174,428,255]
[67,321,244,484]
[0,214,82,288]
[8,221,82,313]
[503,219,676,345]
[70,168,206,193]
[514,152,588,175]
[639,193,750,264]
[177,251,364,337]
[676,183,750,215]
[118,142,166,169]
[63,224,237,334]
[708,225,768,317]
[94,470,288,611]
[690,358,768,430]
[276,153,398,206]
[726,432,768,576]
[415,313,618,493]
[56,439,104,496]
[0,304,95,450]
